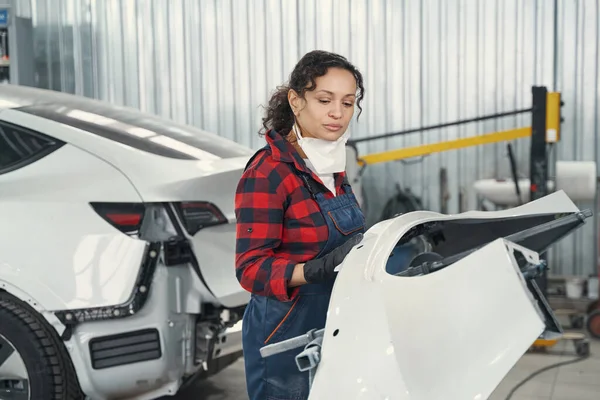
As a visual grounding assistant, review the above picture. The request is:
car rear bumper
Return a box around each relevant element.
[214,321,243,359]
[60,263,244,400]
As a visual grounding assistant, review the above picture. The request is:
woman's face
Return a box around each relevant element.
[288,67,357,141]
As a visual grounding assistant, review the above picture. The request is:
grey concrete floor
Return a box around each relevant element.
[169,359,248,400]
[170,333,600,400]
[489,333,600,400]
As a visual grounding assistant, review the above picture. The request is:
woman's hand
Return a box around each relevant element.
[289,263,308,287]
[297,233,363,284]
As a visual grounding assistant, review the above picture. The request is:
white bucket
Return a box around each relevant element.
[588,277,599,300]
[566,278,585,299]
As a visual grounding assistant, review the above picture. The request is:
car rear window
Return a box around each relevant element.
[0,120,65,174]
[18,103,254,161]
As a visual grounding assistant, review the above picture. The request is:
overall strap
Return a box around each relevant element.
[298,172,329,199]
[300,172,353,198]
[341,175,353,194]
[341,175,351,187]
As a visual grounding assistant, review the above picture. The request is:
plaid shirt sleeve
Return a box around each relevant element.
[234,160,300,302]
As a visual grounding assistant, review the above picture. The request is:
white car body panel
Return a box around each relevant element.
[307,191,582,400]
[0,104,253,308]
[313,239,543,400]
[0,142,147,311]
[187,222,250,306]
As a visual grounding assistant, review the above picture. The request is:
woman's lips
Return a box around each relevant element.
[324,124,343,132]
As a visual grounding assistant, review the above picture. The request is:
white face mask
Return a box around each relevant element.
[293,123,349,174]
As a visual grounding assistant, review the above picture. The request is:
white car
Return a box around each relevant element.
[261,190,592,400]
[0,84,255,399]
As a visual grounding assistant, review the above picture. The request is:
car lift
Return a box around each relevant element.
[347,86,591,356]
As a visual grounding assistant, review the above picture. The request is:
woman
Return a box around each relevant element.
[235,50,366,400]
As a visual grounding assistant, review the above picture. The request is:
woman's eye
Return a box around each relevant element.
[343,102,354,107]
[319,99,331,104]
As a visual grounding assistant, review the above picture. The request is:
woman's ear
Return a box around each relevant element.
[288,89,301,116]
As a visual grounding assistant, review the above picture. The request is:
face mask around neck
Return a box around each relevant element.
[293,123,349,174]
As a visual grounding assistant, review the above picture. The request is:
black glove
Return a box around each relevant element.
[303,233,364,283]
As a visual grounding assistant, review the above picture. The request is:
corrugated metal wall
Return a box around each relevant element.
[10,0,600,277]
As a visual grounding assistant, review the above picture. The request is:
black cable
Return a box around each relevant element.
[504,353,590,400]
[506,143,522,205]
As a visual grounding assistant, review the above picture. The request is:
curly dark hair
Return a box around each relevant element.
[260,50,365,136]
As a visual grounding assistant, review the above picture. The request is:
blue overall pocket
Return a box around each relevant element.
[263,296,305,345]
[263,296,311,400]
[327,203,365,236]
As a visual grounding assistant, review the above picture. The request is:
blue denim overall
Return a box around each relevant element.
[241,149,366,400]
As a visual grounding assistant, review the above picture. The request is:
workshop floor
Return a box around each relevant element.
[489,334,600,400]
[172,334,600,400]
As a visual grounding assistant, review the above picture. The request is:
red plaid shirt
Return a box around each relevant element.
[235,129,353,302]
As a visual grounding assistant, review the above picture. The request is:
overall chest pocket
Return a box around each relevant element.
[327,203,365,236]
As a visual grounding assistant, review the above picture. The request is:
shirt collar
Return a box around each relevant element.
[265,129,312,175]
[265,129,347,188]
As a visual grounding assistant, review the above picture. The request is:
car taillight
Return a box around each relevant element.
[91,202,146,236]
[175,201,227,235]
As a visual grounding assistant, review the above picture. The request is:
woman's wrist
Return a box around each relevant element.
[289,263,307,287]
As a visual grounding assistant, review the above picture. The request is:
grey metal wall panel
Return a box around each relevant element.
[10,0,600,278]
[552,0,600,277]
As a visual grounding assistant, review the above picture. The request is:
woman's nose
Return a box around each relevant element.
[328,104,343,119]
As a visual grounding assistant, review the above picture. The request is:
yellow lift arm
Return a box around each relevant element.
[356,92,561,166]
[360,127,532,165]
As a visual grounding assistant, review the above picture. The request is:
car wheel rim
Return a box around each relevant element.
[0,333,30,400]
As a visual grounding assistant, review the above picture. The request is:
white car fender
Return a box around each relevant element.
[313,239,545,400]
[0,280,68,336]
[0,279,58,312]
[308,190,584,400]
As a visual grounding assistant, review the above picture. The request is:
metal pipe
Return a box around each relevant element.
[349,108,533,144]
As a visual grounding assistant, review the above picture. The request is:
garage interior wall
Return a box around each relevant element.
[9,0,600,278]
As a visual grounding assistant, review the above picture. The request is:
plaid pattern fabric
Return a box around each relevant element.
[235,129,349,301]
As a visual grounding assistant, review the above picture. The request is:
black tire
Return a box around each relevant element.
[0,291,84,399]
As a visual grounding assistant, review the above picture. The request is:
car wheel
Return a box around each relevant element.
[0,291,83,399]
